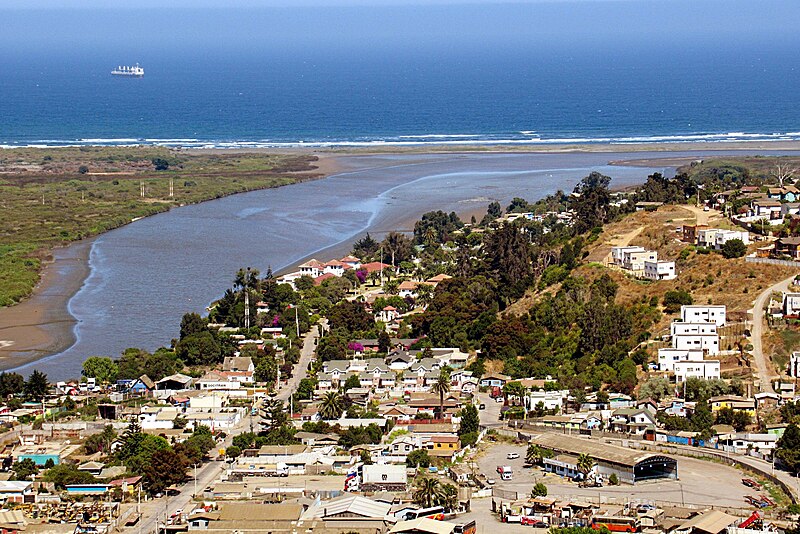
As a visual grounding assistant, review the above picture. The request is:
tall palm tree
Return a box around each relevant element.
[526,444,543,466]
[577,453,594,479]
[413,476,441,508]
[431,368,451,420]
[435,483,459,512]
[319,391,344,421]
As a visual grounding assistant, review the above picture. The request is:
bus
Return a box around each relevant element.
[405,507,445,520]
[454,521,476,534]
[591,516,641,533]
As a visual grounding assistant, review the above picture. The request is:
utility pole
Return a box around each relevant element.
[244,267,251,329]
[169,178,174,198]
[295,306,300,338]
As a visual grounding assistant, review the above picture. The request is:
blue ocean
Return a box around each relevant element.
[2,3,800,147]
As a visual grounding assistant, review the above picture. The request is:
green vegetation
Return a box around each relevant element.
[0,147,321,306]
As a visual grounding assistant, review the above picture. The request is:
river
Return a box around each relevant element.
[6,150,787,379]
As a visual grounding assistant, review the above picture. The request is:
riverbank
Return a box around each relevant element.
[0,151,340,372]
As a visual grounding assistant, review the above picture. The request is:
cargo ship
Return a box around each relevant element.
[111,63,144,77]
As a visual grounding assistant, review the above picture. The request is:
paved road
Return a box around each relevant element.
[276,320,324,401]
[133,423,243,533]
[750,273,798,393]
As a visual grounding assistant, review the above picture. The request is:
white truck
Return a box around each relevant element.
[496,465,513,480]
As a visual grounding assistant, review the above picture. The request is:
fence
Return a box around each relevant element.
[492,487,519,500]
[746,257,800,268]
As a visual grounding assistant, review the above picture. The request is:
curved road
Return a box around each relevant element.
[750,272,798,393]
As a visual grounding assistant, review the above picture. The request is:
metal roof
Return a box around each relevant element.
[528,433,675,468]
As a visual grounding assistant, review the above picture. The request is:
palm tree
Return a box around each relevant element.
[413,476,441,508]
[526,444,543,466]
[430,368,451,420]
[577,453,594,480]
[319,391,344,421]
[435,483,459,512]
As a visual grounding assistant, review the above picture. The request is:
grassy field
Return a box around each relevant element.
[0,147,324,306]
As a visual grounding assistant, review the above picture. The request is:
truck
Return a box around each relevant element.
[491,386,502,399]
[497,465,513,480]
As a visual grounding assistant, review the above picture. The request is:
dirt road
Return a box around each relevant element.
[750,273,798,392]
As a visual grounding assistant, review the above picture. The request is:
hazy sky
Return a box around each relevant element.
[3,0,799,57]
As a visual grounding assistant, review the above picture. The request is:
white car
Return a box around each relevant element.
[486,478,496,485]
[507,452,520,459]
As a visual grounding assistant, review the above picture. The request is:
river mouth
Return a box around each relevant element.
[5,148,800,380]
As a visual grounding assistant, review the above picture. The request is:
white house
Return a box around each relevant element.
[681,305,726,326]
[670,322,718,337]
[524,390,568,412]
[695,228,720,248]
[375,306,400,324]
[644,260,676,281]
[783,293,800,317]
[398,281,420,299]
[658,348,705,372]
[789,352,800,378]
[673,333,720,355]
[674,360,721,382]
[611,246,645,267]
[622,249,658,272]
[298,259,325,278]
[714,229,750,250]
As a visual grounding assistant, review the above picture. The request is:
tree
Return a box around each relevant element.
[175,331,221,366]
[0,372,24,398]
[382,232,414,267]
[179,313,207,340]
[721,239,747,259]
[143,449,187,494]
[353,233,379,259]
[502,381,526,405]
[42,463,96,489]
[78,165,89,174]
[151,158,170,171]
[571,172,611,233]
[430,368,451,419]
[319,391,345,420]
[413,476,441,508]
[577,453,594,479]
[406,449,431,468]
[343,374,361,392]
[531,482,548,497]
[638,377,672,402]
[663,290,693,314]
[225,445,242,459]
[458,404,480,436]
[82,356,119,384]
[690,401,714,433]
[526,444,552,465]
[378,331,391,354]
[12,459,38,481]
[776,423,800,473]
[24,370,49,401]
[436,483,459,512]
[84,425,118,455]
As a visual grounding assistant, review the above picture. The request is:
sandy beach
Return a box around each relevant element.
[2,141,800,374]
[0,239,93,370]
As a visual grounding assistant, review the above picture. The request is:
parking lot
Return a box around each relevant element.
[475,443,758,509]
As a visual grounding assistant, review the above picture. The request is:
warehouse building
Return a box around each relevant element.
[527,433,677,484]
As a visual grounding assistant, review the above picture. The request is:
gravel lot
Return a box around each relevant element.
[475,442,757,508]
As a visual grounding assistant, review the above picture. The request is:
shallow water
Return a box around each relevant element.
[12,150,792,379]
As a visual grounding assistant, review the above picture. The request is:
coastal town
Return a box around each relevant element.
[2,159,800,534]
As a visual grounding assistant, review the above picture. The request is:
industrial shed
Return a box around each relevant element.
[528,433,678,484]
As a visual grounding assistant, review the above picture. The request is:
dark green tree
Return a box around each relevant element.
[179,313,207,340]
[406,449,431,468]
[0,372,25,398]
[24,370,49,401]
[776,423,800,473]
[721,239,747,259]
[571,172,612,233]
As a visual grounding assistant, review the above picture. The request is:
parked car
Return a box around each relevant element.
[521,518,548,527]
[479,403,486,410]
[507,452,520,459]
[496,396,504,403]
[486,478,496,485]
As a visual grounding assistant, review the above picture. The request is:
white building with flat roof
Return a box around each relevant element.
[644,260,676,281]
[714,229,750,250]
[611,246,645,267]
[623,249,658,272]
[658,348,705,372]
[673,333,720,355]
[674,360,720,382]
[681,305,726,326]
[670,322,718,337]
